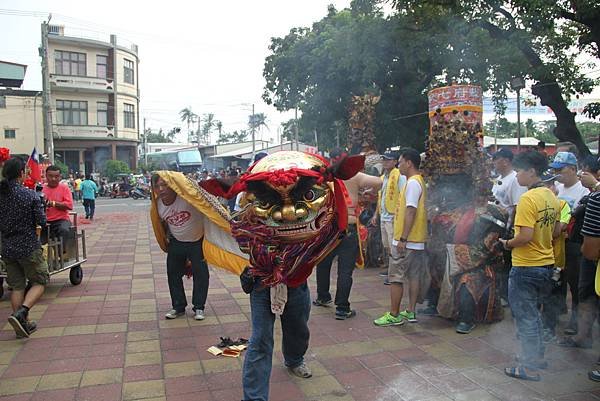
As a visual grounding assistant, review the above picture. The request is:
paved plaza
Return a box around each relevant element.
[0,201,599,401]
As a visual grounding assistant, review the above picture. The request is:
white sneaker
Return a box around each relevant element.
[194,309,205,321]
[165,309,185,319]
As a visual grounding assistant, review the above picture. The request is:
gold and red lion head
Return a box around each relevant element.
[201,150,364,287]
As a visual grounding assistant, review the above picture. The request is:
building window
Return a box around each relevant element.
[124,103,135,128]
[56,100,88,125]
[97,102,108,126]
[96,55,107,78]
[4,129,16,139]
[55,50,86,76]
[0,96,5,108]
[123,59,134,84]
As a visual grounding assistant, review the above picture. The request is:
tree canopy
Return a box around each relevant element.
[263,0,598,154]
[263,1,446,151]
[143,128,179,143]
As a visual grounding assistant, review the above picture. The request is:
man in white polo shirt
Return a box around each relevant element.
[492,148,527,306]
[153,175,208,321]
[492,148,527,216]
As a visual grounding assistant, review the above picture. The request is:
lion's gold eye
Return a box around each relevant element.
[303,190,316,202]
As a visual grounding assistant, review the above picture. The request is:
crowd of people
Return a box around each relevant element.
[1,140,600,397]
[153,143,600,391]
[356,143,600,383]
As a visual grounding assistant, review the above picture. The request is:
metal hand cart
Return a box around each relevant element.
[0,212,87,298]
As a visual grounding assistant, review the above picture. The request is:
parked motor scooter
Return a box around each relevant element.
[110,183,130,198]
[130,187,149,200]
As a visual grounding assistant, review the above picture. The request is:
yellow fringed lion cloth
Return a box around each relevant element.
[150,171,248,275]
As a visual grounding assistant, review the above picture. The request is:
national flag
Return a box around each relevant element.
[27,147,41,183]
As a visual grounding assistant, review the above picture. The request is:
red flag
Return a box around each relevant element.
[26,148,41,183]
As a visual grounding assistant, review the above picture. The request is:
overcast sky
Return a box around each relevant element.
[0,0,352,143]
[2,0,598,143]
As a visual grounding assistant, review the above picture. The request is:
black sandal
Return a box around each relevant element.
[505,366,541,381]
[217,337,234,347]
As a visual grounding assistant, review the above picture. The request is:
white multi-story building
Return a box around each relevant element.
[0,88,44,156]
[46,25,140,173]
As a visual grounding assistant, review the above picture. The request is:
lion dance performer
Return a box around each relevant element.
[150,171,248,320]
[201,150,364,401]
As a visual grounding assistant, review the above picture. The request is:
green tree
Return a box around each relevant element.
[54,161,69,177]
[280,118,319,146]
[104,160,131,181]
[179,107,197,144]
[263,1,449,151]
[248,112,269,142]
[198,113,220,145]
[392,0,597,156]
[217,130,249,144]
[142,128,179,143]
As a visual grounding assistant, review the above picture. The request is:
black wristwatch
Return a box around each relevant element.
[399,237,408,243]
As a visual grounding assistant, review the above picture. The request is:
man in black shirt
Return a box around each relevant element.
[0,157,49,338]
[580,189,600,381]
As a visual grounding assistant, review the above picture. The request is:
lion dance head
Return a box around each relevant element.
[201,150,364,287]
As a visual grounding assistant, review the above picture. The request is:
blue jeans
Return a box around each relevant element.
[242,283,311,401]
[83,198,95,219]
[509,266,552,369]
[316,225,359,312]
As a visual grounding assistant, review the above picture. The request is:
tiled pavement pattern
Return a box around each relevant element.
[1,210,599,401]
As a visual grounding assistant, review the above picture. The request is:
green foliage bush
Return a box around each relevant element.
[54,161,69,177]
[104,160,131,181]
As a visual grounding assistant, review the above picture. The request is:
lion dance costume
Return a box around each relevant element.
[202,150,364,287]
[202,150,363,401]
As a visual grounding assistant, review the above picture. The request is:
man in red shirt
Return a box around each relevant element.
[42,165,74,243]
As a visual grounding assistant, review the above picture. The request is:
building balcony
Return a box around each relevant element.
[50,74,114,93]
[54,125,115,139]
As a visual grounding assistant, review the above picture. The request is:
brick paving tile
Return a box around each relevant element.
[123,364,163,382]
[30,388,76,401]
[269,381,305,401]
[164,375,209,395]
[75,383,122,401]
[1,208,599,401]
[0,395,34,401]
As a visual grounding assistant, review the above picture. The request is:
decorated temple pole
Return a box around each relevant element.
[347,93,380,155]
[422,84,507,325]
[346,93,384,268]
[423,84,491,205]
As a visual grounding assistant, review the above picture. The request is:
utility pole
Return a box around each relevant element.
[143,118,147,165]
[251,103,256,161]
[40,19,54,163]
[294,106,299,151]
[313,129,318,152]
[196,115,201,146]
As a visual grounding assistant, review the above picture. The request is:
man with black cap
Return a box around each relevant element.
[373,151,405,281]
[551,151,589,336]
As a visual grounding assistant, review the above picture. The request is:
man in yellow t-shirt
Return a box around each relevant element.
[499,151,560,382]
[74,175,82,202]
[374,148,429,327]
